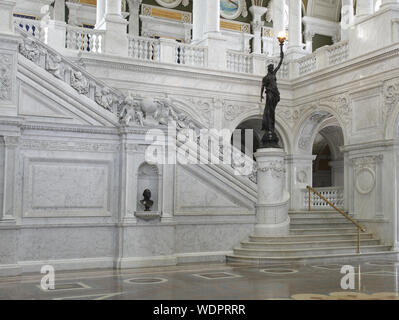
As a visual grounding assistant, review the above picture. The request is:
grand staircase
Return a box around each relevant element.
[227,210,396,265]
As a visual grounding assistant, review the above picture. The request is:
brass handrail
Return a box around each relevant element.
[306,185,365,254]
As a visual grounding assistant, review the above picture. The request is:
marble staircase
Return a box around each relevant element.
[227,210,397,264]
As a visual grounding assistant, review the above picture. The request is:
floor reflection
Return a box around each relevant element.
[0,258,398,300]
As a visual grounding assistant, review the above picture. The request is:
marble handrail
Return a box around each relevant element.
[17,27,124,116]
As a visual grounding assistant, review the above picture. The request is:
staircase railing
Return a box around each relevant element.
[306,185,366,254]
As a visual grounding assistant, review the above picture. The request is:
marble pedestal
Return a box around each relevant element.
[254,148,290,237]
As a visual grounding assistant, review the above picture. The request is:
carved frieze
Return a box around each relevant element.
[258,160,286,179]
[224,103,254,122]
[0,54,12,101]
[21,139,119,153]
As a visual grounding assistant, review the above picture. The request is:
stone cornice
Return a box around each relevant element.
[74,52,292,89]
[340,139,399,153]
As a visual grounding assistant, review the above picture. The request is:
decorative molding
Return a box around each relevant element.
[220,19,251,33]
[21,139,120,153]
[383,78,399,129]
[142,4,191,23]
[224,103,254,122]
[278,106,306,128]
[350,155,383,195]
[220,0,248,20]
[154,0,189,9]
[0,54,12,101]
[258,160,286,179]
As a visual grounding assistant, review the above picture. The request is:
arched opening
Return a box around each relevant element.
[232,117,285,160]
[312,124,344,188]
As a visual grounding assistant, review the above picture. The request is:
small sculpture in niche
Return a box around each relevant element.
[140,189,154,211]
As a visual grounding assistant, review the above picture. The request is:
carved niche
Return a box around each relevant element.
[136,163,160,213]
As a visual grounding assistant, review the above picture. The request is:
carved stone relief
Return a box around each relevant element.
[0,54,12,101]
[258,160,286,179]
[383,78,399,129]
[351,155,383,195]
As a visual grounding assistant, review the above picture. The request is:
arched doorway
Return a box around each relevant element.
[312,125,344,187]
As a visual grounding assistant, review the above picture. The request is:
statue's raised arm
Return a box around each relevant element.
[274,44,284,75]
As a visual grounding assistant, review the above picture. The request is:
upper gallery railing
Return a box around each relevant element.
[227,51,253,74]
[66,25,105,54]
[128,35,160,61]
[13,18,350,80]
[14,17,45,41]
[175,42,208,67]
[17,28,123,116]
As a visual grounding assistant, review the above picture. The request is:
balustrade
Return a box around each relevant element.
[304,186,344,209]
[128,36,160,61]
[227,51,253,74]
[66,26,105,53]
[175,43,207,67]
[14,17,44,41]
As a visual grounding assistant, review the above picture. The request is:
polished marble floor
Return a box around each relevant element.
[1,259,399,300]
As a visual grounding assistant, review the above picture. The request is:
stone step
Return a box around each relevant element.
[290,222,354,229]
[290,227,359,235]
[226,251,399,265]
[289,212,347,219]
[290,217,349,224]
[233,245,391,258]
[240,239,380,249]
[249,233,374,242]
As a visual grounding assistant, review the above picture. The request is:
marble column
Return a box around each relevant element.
[249,5,267,55]
[1,136,19,221]
[99,0,129,57]
[192,0,227,70]
[287,0,305,59]
[304,29,314,53]
[0,0,16,34]
[272,0,286,56]
[254,148,290,237]
[46,0,67,52]
[341,0,354,40]
[329,160,344,187]
[356,0,374,19]
[53,0,65,22]
[286,154,315,210]
[127,0,141,36]
[96,0,106,28]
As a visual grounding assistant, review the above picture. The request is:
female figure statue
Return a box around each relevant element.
[260,41,284,148]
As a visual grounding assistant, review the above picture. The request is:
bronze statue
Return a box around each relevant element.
[260,40,285,148]
[140,189,154,211]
